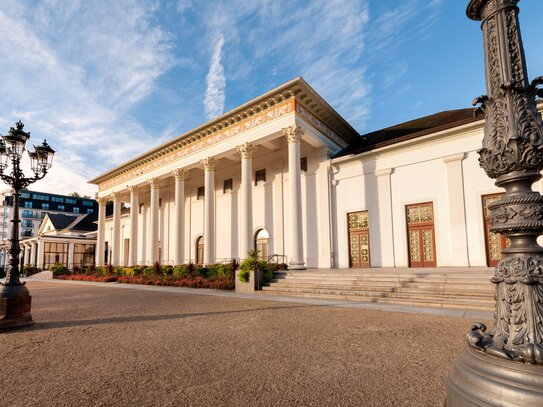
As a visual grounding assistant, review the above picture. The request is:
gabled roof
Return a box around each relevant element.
[47,213,78,230]
[40,213,98,235]
[334,108,478,158]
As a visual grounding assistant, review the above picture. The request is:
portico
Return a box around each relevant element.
[89,78,357,268]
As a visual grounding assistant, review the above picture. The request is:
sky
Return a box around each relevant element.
[0,0,542,196]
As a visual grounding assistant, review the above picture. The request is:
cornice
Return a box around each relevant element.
[88,77,359,188]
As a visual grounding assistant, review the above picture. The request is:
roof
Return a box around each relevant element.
[334,108,478,158]
[47,213,78,230]
[44,213,98,233]
[89,77,360,186]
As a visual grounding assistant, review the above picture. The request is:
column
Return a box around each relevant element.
[96,197,107,266]
[111,192,122,266]
[36,240,44,270]
[23,244,30,267]
[315,147,332,268]
[283,124,305,270]
[443,153,469,266]
[201,157,217,265]
[376,168,395,267]
[172,169,187,265]
[238,142,256,259]
[149,178,160,265]
[128,185,139,266]
[67,242,74,270]
[31,241,37,265]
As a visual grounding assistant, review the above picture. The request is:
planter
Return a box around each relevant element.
[235,269,264,293]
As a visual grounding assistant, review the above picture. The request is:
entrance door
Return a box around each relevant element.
[406,203,436,267]
[196,236,204,265]
[348,211,370,268]
[482,193,508,267]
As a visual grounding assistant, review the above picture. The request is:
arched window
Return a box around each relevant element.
[196,236,204,265]
[254,229,270,260]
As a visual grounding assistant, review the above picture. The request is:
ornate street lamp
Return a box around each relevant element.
[446,1,543,405]
[0,121,55,331]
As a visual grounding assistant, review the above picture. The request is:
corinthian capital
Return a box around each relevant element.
[127,185,138,194]
[96,196,108,206]
[201,157,217,171]
[148,178,161,189]
[282,124,304,144]
[171,168,188,181]
[237,142,257,159]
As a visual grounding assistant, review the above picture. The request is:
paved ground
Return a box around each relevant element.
[0,281,492,407]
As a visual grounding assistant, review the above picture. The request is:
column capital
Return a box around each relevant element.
[201,157,217,171]
[110,192,122,202]
[148,178,161,189]
[127,185,139,194]
[97,196,108,205]
[442,153,465,164]
[237,142,257,159]
[282,124,304,144]
[172,168,188,181]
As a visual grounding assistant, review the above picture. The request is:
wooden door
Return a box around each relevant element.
[482,193,508,267]
[348,211,370,268]
[406,203,436,267]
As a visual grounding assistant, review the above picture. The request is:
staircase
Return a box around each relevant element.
[261,268,496,310]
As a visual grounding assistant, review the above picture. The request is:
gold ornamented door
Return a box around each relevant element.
[348,211,370,268]
[482,193,508,267]
[406,203,436,268]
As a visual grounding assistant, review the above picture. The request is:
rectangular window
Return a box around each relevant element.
[223,178,233,193]
[57,205,65,211]
[40,212,46,219]
[51,197,64,203]
[22,210,33,218]
[139,203,144,214]
[87,208,94,214]
[20,192,30,199]
[255,169,266,185]
[73,207,80,214]
[44,242,68,269]
[73,243,96,267]
[33,194,49,201]
[66,198,77,204]
[22,228,32,237]
[197,186,205,200]
[22,219,32,228]
[42,203,49,210]
[301,156,308,172]
[24,201,32,208]
[82,200,93,206]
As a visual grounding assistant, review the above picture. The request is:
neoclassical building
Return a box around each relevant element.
[89,77,543,270]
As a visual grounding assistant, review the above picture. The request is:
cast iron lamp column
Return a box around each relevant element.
[446,1,543,404]
[0,121,55,331]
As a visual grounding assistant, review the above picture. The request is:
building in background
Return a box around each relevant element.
[0,189,98,268]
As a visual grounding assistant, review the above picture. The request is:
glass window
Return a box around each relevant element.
[301,156,308,172]
[73,243,96,267]
[83,200,93,206]
[57,205,65,211]
[22,228,32,237]
[24,201,32,208]
[87,208,94,214]
[197,186,205,200]
[139,203,144,214]
[51,197,64,203]
[20,192,30,198]
[40,212,46,219]
[22,219,32,227]
[22,210,33,218]
[223,178,233,193]
[33,194,50,201]
[73,207,80,214]
[42,203,49,210]
[44,242,68,269]
[66,198,77,204]
[255,169,266,185]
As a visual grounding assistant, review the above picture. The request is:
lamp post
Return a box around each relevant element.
[0,121,55,331]
[446,1,543,404]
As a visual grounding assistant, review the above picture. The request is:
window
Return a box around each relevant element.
[301,156,308,172]
[22,229,32,237]
[20,192,30,198]
[255,169,266,185]
[33,194,49,201]
[44,242,68,269]
[22,210,33,218]
[51,197,64,203]
[24,201,32,208]
[82,200,93,206]
[223,178,233,193]
[87,208,94,214]
[73,207,80,214]
[65,198,77,204]
[57,205,65,211]
[73,243,96,267]
[139,203,144,214]
[42,203,49,210]
[197,186,205,200]
[40,212,46,219]
[22,219,32,228]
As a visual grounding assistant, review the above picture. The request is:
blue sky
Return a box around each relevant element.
[0,0,541,196]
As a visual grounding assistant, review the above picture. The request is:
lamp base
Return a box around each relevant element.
[446,347,543,406]
[0,283,34,332]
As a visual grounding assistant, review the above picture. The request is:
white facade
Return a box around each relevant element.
[89,77,543,270]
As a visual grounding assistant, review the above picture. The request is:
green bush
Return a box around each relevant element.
[161,265,173,277]
[238,250,273,283]
[237,269,250,283]
[50,263,67,276]
[114,266,124,276]
[143,267,153,277]
[172,265,188,278]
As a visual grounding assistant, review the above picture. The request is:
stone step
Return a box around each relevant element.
[268,279,493,290]
[261,285,493,301]
[263,283,494,296]
[273,275,493,283]
[258,290,495,310]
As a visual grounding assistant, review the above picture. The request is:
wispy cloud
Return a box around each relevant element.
[204,34,226,120]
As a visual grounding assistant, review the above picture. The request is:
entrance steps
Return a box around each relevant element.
[261,268,496,311]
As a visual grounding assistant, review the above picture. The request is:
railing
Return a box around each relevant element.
[266,254,288,270]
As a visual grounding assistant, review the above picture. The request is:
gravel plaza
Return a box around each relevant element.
[0,280,491,407]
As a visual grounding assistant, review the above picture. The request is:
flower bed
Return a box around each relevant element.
[55,274,119,283]
[116,275,234,289]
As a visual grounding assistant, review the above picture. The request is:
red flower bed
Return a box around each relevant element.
[55,274,119,283]
[116,275,234,290]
